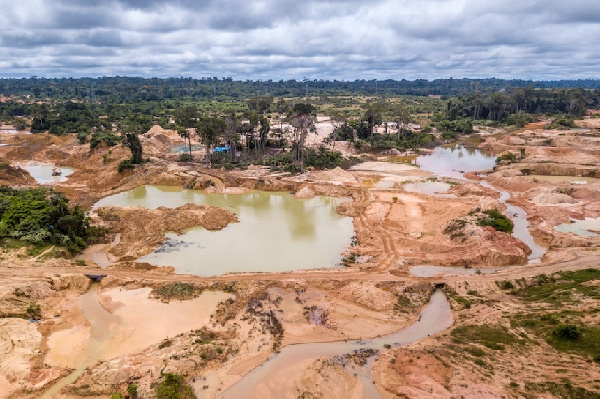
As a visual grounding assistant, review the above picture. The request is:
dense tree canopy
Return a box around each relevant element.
[0,187,102,252]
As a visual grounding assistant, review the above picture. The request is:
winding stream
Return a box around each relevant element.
[406,145,546,276]
[218,289,453,399]
[480,181,546,261]
[40,282,119,399]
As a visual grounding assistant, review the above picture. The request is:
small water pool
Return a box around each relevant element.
[94,186,355,276]
[416,145,496,179]
[19,163,75,184]
[555,217,600,237]
[403,181,455,197]
[171,144,205,154]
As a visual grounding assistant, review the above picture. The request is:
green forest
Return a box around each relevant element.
[1,77,599,171]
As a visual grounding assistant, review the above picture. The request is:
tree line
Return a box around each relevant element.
[2,77,600,102]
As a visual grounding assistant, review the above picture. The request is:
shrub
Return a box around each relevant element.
[90,132,120,149]
[495,152,517,164]
[77,131,88,144]
[467,346,485,357]
[117,159,134,172]
[549,116,576,130]
[127,383,138,397]
[158,339,173,350]
[154,373,196,399]
[477,209,514,233]
[553,325,580,341]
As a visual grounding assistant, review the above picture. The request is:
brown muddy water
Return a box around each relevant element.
[18,163,75,184]
[94,186,355,276]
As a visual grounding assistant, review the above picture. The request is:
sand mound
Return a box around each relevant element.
[489,169,523,178]
[502,136,526,145]
[311,167,357,184]
[295,186,316,199]
[531,192,574,205]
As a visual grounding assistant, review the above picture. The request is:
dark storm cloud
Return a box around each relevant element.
[0,0,599,79]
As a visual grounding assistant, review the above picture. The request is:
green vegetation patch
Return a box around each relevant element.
[193,328,219,345]
[153,373,196,399]
[476,209,514,233]
[513,269,600,304]
[510,269,600,362]
[152,282,203,302]
[495,152,518,164]
[522,381,599,399]
[451,324,524,350]
[0,186,105,253]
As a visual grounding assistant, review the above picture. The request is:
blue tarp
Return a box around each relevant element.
[213,146,230,153]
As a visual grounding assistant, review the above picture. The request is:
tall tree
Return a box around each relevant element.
[174,105,198,158]
[291,103,315,173]
[124,133,143,164]
[329,111,346,150]
[390,103,410,141]
[224,112,238,161]
[258,116,270,154]
[362,102,384,145]
[198,115,226,165]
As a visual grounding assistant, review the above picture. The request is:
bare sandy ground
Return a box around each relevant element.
[45,288,232,368]
[1,114,600,398]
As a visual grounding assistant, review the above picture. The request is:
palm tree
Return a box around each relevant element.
[174,105,198,158]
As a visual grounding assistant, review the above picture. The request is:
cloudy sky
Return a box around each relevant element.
[1,0,599,80]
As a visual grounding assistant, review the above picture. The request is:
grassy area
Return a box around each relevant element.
[513,269,600,304]
[522,381,600,399]
[153,373,196,399]
[509,268,600,363]
[151,282,203,302]
[451,324,525,350]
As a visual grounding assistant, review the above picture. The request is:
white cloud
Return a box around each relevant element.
[0,0,599,79]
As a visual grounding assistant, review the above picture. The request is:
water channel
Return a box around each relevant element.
[410,145,546,275]
[409,265,514,277]
[94,186,354,276]
[40,282,119,399]
[218,289,453,399]
[479,181,546,261]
